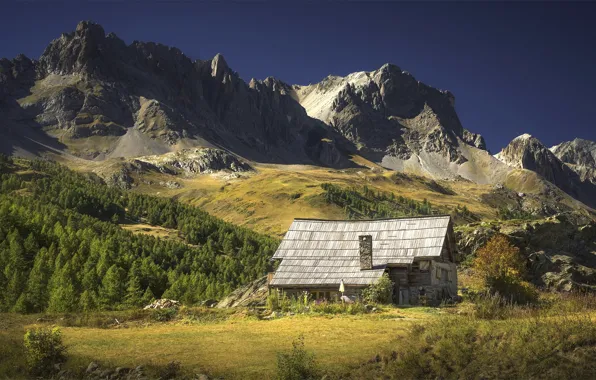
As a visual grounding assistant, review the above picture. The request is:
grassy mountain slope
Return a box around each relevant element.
[64,155,595,236]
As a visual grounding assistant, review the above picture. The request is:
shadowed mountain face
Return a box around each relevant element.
[0,21,595,208]
[0,21,489,168]
[1,21,350,166]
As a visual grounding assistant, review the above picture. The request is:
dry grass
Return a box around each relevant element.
[55,154,504,237]
[63,316,405,378]
[1,308,432,379]
[3,301,594,379]
[126,164,499,236]
[120,223,185,243]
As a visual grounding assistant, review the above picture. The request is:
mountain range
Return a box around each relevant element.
[1,21,595,209]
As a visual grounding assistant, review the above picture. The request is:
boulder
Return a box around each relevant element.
[86,361,99,374]
[216,276,268,308]
[143,299,181,310]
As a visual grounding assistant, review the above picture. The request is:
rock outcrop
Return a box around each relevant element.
[551,138,596,184]
[216,276,269,308]
[495,134,596,208]
[136,148,253,175]
[143,298,181,310]
[456,213,596,292]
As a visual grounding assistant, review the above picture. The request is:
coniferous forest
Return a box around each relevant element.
[0,155,279,313]
[320,183,437,219]
[320,183,477,223]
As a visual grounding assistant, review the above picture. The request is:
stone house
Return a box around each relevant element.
[268,215,458,305]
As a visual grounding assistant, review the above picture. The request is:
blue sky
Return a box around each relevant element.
[1,1,595,152]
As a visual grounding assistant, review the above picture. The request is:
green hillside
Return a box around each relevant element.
[0,155,278,313]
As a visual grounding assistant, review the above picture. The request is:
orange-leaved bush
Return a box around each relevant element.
[473,234,536,304]
[473,234,525,281]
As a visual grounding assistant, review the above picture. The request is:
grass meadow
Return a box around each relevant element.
[2,296,595,379]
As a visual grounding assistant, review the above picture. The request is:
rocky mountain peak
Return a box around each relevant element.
[210,53,229,78]
[74,20,106,43]
[378,62,402,74]
[2,21,594,208]
[38,20,109,76]
[259,77,293,94]
[495,134,556,169]
[550,138,596,184]
[494,134,596,203]
[0,54,36,99]
[551,138,596,167]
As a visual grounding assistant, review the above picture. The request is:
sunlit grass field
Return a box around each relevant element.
[0,307,431,379]
[2,300,595,379]
[131,164,500,236]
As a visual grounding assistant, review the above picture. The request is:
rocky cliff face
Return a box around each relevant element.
[136,148,253,175]
[551,138,596,184]
[495,134,569,184]
[1,21,350,167]
[291,64,488,174]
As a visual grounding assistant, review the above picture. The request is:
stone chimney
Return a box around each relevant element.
[359,235,373,270]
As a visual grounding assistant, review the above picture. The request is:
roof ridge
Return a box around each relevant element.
[293,215,452,222]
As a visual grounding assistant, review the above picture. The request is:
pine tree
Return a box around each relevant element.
[47,263,78,313]
[98,264,126,309]
[24,248,51,312]
[3,231,27,310]
[79,290,97,312]
[124,272,144,308]
[141,287,155,306]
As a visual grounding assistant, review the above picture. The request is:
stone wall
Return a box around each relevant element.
[409,285,452,306]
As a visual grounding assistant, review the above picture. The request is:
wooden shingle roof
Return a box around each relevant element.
[270,215,451,287]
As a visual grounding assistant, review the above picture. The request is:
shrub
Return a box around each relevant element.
[151,308,177,322]
[361,273,393,304]
[472,293,511,319]
[473,234,537,304]
[23,327,67,376]
[287,293,311,314]
[311,301,370,315]
[267,291,280,311]
[269,291,310,314]
[357,314,596,379]
[276,335,319,380]
[474,234,525,281]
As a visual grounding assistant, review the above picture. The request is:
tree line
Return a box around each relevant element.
[0,156,279,313]
[320,183,478,223]
[320,183,437,219]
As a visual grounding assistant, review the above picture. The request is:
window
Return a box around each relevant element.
[312,291,331,301]
[441,269,448,282]
[419,261,430,272]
